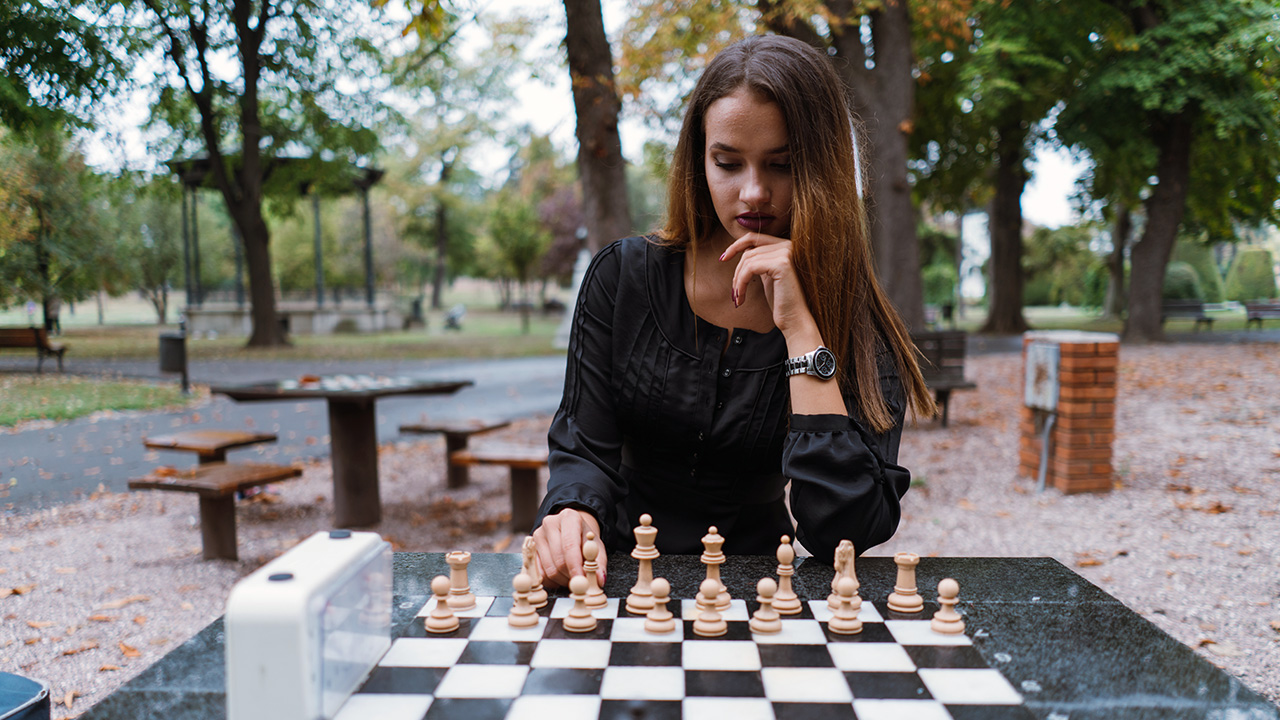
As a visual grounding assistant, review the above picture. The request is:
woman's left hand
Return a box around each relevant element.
[720,231,816,336]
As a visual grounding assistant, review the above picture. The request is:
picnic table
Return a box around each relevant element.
[209,374,472,527]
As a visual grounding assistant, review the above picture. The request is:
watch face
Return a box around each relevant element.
[813,348,837,379]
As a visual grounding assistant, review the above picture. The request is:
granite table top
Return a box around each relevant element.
[81,553,1279,720]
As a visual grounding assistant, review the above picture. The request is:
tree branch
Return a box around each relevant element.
[757,0,827,50]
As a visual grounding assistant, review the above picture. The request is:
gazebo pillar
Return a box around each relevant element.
[313,192,324,308]
[181,188,193,308]
[362,186,374,308]
[190,188,203,307]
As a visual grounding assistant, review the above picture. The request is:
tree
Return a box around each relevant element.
[1064,0,1280,341]
[564,0,633,253]
[117,178,184,324]
[487,193,552,333]
[138,0,387,346]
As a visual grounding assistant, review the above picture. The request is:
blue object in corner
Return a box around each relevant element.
[0,673,49,720]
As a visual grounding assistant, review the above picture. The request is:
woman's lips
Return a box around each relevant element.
[736,214,773,232]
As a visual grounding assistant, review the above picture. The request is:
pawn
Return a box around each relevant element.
[583,531,608,610]
[425,575,459,633]
[692,578,727,637]
[931,578,965,635]
[644,578,677,634]
[827,577,863,635]
[749,577,782,634]
[562,575,598,632]
[508,572,540,628]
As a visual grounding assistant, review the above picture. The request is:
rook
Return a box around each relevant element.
[887,552,924,613]
[445,550,476,611]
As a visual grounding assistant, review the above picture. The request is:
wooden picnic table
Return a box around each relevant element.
[209,375,472,527]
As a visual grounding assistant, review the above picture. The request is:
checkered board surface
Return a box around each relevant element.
[333,594,1032,720]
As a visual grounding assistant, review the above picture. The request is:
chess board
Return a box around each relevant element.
[333,594,1032,720]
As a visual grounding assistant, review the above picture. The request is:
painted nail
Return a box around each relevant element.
[719,251,727,262]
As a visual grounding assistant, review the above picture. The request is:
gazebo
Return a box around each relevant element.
[167,154,395,335]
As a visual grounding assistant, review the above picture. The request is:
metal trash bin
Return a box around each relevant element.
[159,332,190,394]
[0,672,49,720]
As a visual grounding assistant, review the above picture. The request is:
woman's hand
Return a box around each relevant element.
[720,232,817,339]
[532,507,607,590]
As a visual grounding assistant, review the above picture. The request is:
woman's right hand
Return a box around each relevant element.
[532,507,607,590]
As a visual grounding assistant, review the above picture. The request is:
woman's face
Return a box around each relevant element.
[703,87,793,244]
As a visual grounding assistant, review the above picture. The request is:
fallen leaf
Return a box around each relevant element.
[958,499,977,511]
[62,690,78,708]
[62,640,99,656]
[1207,640,1244,657]
[1168,552,1200,560]
[1238,548,1257,556]
[1075,558,1104,567]
[1202,501,1232,514]
[1230,485,1259,495]
[26,620,55,629]
[180,602,194,611]
[118,641,141,658]
[99,664,121,672]
[1269,620,1280,633]
[88,615,116,623]
[132,616,146,625]
[54,567,75,575]
[1212,541,1231,548]
[100,595,149,610]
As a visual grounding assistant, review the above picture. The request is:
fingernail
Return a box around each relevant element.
[718,251,727,261]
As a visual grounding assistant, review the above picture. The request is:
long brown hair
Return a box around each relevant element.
[655,34,935,432]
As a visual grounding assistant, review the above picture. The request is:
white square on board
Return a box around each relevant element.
[918,668,1023,704]
[530,639,612,669]
[808,599,883,623]
[681,640,762,671]
[609,617,683,643]
[599,666,685,700]
[550,597,620,619]
[680,599,749,621]
[761,667,853,703]
[433,664,528,698]
[853,699,952,720]
[826,643,917,672]
[683,697,775,720]
[378,638,467,667]
[507,695,602,720]
[885,620,972,646]
[416,596,494,619]
[753,619,827,645]
[332,694,433,720]
[467,616,547,642]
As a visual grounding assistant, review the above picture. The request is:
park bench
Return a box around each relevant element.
[128,461,302,560]
[143,429,279,463]
[450,443,548,533]
[0,326,67,372]
[1160,299,1213,331]
[1244,300,1280,330]
[399,419,512,488]
[912,330,978,428]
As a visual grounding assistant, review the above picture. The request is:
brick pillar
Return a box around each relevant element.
[1018,331,1119,493]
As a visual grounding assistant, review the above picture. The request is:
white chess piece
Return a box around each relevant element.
[425,575,459,633]
[749,577,782,634]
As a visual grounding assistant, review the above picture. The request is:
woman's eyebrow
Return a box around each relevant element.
[708,142,790,154]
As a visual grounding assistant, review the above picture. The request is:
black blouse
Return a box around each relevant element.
[533,236,911,564]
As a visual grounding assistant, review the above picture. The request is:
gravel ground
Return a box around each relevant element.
[1,342,1278,718]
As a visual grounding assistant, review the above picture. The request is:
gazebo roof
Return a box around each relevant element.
[165,153,384,196]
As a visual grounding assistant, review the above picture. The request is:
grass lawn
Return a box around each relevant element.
[0,375,194,427]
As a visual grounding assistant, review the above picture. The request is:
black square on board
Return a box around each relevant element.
[522,667,604,695]
[758,643,835,667]
[599,699,683,720]
[843,671,932,700]
[748,602,816,620]
[681,620,754,641]
[608,642,682,666]
[424,697,512,720]
[905,644,989,669]
[358,666,447,695]
[772,701,858,719]
[823,622,894,643]
[543,618,614,640]
[684,670,766,697]
[486,597,554,618]
[399,617,477,639]
[457,640,537,665]
[946,704,1038,720]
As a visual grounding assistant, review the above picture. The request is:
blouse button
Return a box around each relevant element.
[716,401,724,411]
[733,335,743,345]
[697,432,704,442]
[721,368,732,378]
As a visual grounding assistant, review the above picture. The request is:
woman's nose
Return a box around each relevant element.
[740,169,770,206]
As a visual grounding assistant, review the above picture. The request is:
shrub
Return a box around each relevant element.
[1171,237,1225,302]
[1224,248,1278,301]
[922,262,958,307]
[1162,261,1204,300]
[1081,258,1110,309]
[1023,276,1054,306]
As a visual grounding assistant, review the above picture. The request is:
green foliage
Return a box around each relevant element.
[918,226,958,269]
[1021,225,1099,306]
[487,194,551,285]
[1224,248,1278,301]
[1171,235,1225,303]
[922,263,958,307]
[1081,259,1110,309]
[1162,261,1204,301]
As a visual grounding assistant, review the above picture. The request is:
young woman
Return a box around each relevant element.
[532,34,935,588]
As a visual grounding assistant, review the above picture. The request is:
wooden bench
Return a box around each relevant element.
[450,444,548,533]
[1160,299,1213,331]
[129,462,302,560]
[144,430,279,464]
[1244,301,1280,330]
[399,419,511,488]
[0,327,67,372]
[912,330,978,428]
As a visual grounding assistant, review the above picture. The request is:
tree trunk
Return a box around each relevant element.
[563,0,632,253]
[865,1,924,330]
[1103,202,1130,319]
[980,119,1030,334]
[431,158,453,311]
[1125,113,1194,342]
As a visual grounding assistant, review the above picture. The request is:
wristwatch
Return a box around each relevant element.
[784,345,837,380]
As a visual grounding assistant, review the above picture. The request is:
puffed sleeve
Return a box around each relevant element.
[534,242,629,549]
[785,345,910,563]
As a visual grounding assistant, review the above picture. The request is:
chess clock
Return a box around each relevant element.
[226,530,392,720]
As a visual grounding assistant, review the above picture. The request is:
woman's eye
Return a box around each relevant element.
[772,161,792,171]
[714,161,739,170]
